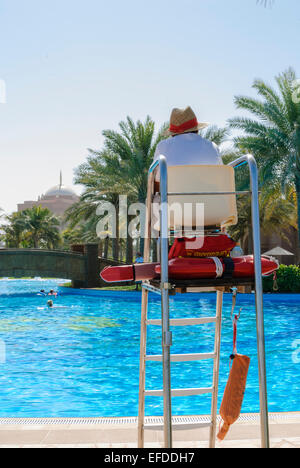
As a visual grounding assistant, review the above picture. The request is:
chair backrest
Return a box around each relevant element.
[166,165,238,230]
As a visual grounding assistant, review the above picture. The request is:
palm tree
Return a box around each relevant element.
[66,149,124,260]
[229,183,297,253]
[229,68,300,255]
[199,125,230,147]
[21,206,61,249]
[66,189,121,260]
[69,116,168,260]
[1,212,27,248]
[101,116,168,206]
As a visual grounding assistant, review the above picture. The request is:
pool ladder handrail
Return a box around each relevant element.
[139,281,223,446]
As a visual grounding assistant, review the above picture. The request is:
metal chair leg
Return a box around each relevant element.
[209,290,223,448]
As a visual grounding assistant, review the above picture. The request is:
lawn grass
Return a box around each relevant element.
[97,285,138,291]
[59,283,138,291]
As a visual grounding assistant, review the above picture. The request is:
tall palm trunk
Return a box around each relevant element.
[126,225,133,264]
[112,238,119,261]
[139,195,146,257]
[295,177,300,254]
[112,203,119,261]
[104,237,109,258]
[33,235,39,249]
[17,234,22,249]
[294,126,300,262]
[247,225,253,255]
[125,200,134,264]
[152,239,158,262]
[294,179,300,263]
[98,241,103,258]
[138,237,144,258]
[295,152,300,263]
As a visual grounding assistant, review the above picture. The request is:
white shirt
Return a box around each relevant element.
[154,133,223,167]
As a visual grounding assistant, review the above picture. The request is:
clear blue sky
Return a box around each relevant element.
[0,0,299,213]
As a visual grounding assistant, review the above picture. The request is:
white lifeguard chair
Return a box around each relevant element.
[138,155,269,448]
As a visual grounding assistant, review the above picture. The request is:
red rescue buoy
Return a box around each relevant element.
[100,256,278,283]
[100,263,159,283]
[155,255,278,279]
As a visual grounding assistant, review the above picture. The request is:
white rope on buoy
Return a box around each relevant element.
[210,257,224,278]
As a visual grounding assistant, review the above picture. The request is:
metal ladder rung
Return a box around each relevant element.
[145,353,216,362]
[145,387,213,397]
[144,422,212,431]
[147,317,216,326]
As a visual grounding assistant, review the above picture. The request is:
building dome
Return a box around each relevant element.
[44,184,77,198]
[17,171,79,221]
[43,172,77,199]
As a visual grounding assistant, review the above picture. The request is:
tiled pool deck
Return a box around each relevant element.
[0,412,299,448]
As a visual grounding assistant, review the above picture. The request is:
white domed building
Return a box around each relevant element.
[17,172,79,225]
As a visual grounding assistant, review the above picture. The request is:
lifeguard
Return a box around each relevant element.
[154,106,223,169]
[152,106,234,230]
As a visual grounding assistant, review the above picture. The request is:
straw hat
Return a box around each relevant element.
[167,106,209,136]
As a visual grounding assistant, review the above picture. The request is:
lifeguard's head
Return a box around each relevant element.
[168,106,209,137]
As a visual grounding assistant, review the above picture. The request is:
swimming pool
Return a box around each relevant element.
[0,279,299,418]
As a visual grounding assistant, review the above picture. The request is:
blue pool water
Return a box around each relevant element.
[0,279,299,418]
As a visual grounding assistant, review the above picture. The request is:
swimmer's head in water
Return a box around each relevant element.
[47,300,54,308]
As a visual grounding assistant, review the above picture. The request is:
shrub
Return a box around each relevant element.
[263,264,300,293]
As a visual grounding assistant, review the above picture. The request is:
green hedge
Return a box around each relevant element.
[263,264,300,293]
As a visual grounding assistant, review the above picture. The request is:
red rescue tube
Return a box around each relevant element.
[100,256,278,283]
[101,265,134,283]
[155,256,278,280]
[100,263,159,283]
[232,255,278,278]
[156,257,223,280]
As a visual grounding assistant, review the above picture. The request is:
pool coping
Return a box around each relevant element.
[0,412,298,426]
[58,287,300,300]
